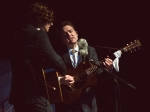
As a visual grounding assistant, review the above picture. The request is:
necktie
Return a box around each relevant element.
[72,49,76,68]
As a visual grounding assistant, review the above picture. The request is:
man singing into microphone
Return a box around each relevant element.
[55,20,115,112]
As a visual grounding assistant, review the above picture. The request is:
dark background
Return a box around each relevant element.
[1,0,149,112]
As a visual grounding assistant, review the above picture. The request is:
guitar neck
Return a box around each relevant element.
[100,39,142,64]
[78,39,142,79]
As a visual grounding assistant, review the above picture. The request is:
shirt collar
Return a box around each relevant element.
[68,45,79,54]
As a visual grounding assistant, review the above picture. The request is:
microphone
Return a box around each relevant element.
[78,38,88,66]
[78,38,88,56]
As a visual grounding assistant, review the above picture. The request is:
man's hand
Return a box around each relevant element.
[59,75,74,86]
[103,57,113,71]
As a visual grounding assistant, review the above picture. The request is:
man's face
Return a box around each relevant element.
[61,25,78,46]
[40,22,53,32]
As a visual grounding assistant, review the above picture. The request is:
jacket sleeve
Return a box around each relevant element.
[35,31,67,75]
[90,47,100,64]
[90,47,112,83]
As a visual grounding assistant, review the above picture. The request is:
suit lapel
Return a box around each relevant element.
[63,53,73,68]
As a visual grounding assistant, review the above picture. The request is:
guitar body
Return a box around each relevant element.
[61,62,98,103]
[43,70,63,104]
[43,61,98,104]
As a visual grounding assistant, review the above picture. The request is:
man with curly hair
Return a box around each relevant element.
[9,2,74,112]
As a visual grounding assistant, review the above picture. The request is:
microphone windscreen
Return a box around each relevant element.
[78,38,88,55]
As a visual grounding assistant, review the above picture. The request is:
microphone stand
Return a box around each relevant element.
[101,67,136,89]
[100,67,136,112]
[93,45,136,89]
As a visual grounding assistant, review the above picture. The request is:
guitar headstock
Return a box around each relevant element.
[122,39,142,52]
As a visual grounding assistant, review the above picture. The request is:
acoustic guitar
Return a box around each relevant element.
[43,39,142,104]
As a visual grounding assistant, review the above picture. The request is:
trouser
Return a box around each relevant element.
[14,100,53,112]
[55,87,97,112]
[0,99,15,112]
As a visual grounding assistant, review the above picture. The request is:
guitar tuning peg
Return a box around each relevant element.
[131,51,132,53]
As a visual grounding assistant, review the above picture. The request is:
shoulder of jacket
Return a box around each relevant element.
[88,46,95,50]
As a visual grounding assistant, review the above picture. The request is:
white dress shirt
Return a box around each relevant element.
[68,45,80,68]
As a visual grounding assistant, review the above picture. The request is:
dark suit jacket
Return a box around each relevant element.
[9,24,67,105]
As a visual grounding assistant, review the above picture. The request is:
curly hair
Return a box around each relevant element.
[26,2,54,27]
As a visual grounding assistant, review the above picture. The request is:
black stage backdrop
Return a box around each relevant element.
[1,0,149,112]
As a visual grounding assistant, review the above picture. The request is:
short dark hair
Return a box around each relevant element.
[60,20,76,30]
[25,2,54,27]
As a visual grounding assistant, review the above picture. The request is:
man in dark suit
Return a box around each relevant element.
[9,2,74,112]
[55,20,114,112]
